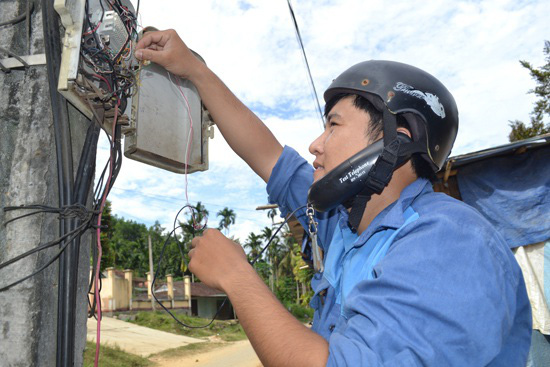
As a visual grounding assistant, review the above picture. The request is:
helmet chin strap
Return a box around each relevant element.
[347,109,424,232]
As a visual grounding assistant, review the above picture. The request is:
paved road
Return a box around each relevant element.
[87,317,204,357]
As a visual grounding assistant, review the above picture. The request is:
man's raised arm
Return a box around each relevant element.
[135,29,283,182]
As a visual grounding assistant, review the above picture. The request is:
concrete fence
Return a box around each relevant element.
[90,268,191,312]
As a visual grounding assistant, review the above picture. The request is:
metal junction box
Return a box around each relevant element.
[125,62,213,174]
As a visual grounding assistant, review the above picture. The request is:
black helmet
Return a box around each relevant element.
[309,60,459,231]
[324,60,458,171]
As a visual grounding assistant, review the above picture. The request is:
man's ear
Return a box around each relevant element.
[396,127,412,139]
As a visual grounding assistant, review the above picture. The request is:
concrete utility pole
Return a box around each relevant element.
[0,1,92,366]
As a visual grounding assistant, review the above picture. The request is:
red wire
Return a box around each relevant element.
[92,74,112,92]
[83,22,101,36]
[94,102,118,367]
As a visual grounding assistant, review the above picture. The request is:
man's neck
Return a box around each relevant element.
[355,163,417,234]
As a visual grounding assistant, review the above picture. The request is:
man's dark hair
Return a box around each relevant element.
[324,93,436,180]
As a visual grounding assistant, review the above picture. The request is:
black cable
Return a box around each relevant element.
[3,204,92,227]
[150,205,306,329]
[0,46,30,68]
[26,0,32,54]
[0,214,94,271]
[250,205,306,266]
[0,0,35,27]
[286,0,324,126]
[84,0,102,51]
[42,0,78,365]
[151,223,227,329]
[0,219,93,293]
[74,120,101,205]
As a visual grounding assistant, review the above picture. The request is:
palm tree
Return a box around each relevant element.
[193,201,209,224]
[178,201,209,238]
[267,207,278,226]
[263,226,284,291]
[277,225,297,278]
[244,232,263,263]
[217,207,236,235]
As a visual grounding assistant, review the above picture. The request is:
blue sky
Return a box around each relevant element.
[96,0,550,241]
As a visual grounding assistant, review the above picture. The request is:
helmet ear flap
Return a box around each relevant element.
[401,113,424,142]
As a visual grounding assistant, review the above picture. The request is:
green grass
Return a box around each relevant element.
[83,341,152,367]
[128,311,247,341]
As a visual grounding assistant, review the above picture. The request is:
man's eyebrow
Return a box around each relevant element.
[326,112,341,121]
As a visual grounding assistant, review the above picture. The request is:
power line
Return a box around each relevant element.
[110,186,265,213]
[286,0,324,128]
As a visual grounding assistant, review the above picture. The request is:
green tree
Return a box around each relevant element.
[509,40,550,142]
[109,216,149,275]
[292,242,314,305]
[277,225,297,279]
[150,221,184,278]
[244,232,263,263]
[178,201,209,239]
[217,207,236,235]
[267,207,278,226]
[99,200,115,269]
[262,226,283,291]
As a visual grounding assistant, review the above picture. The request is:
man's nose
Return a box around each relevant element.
[309,131,326,156]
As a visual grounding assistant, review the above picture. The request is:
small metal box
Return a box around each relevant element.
[124,62,213,174]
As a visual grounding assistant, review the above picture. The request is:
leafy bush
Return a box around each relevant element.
[288,303,314,322]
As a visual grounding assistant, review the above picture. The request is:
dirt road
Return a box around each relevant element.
[87,317,204,357]
[151,340,262,367]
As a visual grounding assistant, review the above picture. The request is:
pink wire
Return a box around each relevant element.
[94,102,118,367]
[173,75,199,227]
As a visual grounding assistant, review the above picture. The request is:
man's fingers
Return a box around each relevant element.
[135,48,160,62]
[190,237,200,249]
[146,44,164,51]
[135,30,170,50]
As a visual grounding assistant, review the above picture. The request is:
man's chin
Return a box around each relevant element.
[313,169,325,182]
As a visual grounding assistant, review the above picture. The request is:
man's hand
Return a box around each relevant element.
[135,29,203,79]
[189,228,250,292]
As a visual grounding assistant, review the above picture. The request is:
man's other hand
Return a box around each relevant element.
[189,229,250,292]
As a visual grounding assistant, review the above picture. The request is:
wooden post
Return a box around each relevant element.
[148,235,155,310]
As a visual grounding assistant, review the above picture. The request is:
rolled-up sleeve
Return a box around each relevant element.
[267,146,312,221]
[266,146,339,251]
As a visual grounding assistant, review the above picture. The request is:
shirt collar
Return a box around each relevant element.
[340,178,432,244]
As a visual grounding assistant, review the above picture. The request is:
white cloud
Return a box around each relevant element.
[99,0,549,240]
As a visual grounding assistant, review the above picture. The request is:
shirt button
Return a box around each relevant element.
[329,325,335,332]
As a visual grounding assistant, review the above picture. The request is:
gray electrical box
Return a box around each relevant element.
[124,62,213,174]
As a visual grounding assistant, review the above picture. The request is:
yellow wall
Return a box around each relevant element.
[89,268,190,312]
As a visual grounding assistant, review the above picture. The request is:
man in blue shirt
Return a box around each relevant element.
[136,30,531,366]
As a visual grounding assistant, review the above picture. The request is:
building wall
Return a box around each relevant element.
[93,270,190,312]
[197,298,220,319]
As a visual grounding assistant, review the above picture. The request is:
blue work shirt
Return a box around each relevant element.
[267,146,532,366]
